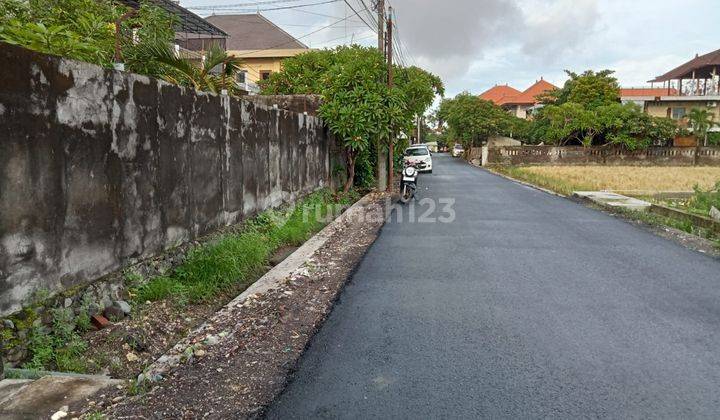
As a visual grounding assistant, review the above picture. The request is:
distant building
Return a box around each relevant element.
[479,78,557,119]
[621,48,720,123]
[205,13,309,88]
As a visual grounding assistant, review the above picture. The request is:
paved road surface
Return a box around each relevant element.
[267,154,720,419]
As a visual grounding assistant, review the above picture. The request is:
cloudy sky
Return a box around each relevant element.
[181,0,720,96]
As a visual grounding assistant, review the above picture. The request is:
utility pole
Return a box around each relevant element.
[417,115,421,144]
[375,0,387,192]
[386,7,394,191]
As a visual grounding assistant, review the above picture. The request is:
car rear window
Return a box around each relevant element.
[405,148,429,156]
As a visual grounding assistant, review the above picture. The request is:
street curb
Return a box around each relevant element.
[226,192,380,306]
[139,192,384,382]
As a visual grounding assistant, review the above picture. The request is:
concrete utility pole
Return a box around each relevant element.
[375,0,387,191]
[417,115,421,144]
[386,7,394,191]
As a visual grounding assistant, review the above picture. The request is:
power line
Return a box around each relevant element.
[189,0,306,9]
[342,0,377,34]
[189,0,341,12]
[231,8,366,56]
[312,31,376,47]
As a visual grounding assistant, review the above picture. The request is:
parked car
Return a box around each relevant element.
[451,144,464,157]
[403,145,433,173]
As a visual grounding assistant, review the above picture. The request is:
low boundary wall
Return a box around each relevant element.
[479,146,720,166]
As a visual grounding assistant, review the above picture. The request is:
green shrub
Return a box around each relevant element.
[687,181,720,216]
[24,308,88,373]
[131,190,351,304]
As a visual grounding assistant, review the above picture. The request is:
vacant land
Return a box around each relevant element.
[494,166,720,196]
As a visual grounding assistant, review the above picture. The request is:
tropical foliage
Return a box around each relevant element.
[0,0,244,94]
[439,69,681,150]
[687,108,716,146]
[539,69,620,109]
[261,45,443,191]
[0,0,175,70]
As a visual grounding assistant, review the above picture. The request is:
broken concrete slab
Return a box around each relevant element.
[573,191,652,211]
[0,375,121,419]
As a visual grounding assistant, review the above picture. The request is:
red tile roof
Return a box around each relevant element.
[479,85,522,106]
[620,88,679,97]
[480,79,557,106]
[508,79,557,105]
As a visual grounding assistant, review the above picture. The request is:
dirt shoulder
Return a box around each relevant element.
[74,193,390,419]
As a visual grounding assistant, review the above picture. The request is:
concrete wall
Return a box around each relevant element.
[482,146,720,166]
[0,43,331,316]
[243,94,322,117]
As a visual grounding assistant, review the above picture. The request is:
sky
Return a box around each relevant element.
[180,0,720,97]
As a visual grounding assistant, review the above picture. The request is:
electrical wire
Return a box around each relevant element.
[188,0,341,12]
[188,0,306,9]
[230,8,368,56]
[342,0,377,34]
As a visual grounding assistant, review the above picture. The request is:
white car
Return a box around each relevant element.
[404,145,433,173]
[451,144,464,157]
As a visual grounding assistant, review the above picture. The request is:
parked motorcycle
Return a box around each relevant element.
[400,162,419,204]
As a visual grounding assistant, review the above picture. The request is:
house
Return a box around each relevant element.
[479,78,557,119]
[205,13,309,87]
[116,0,228,54]
[620,48,720,123]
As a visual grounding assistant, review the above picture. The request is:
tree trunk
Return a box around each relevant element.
[344,152,356,193]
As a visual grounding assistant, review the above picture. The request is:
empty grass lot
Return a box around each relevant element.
[493,166,720,196]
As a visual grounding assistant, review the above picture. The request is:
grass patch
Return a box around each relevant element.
[131,189,358,305]
[614,207,719,247]
[23,308,88,373]
[494,165,720,194]
[18,189,359,375]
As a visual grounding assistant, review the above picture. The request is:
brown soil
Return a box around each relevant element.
[82,280,259,379]
[72,193,390,419]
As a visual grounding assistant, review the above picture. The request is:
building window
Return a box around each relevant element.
[671,107,686,119]
[236,71,246,84]
[260,70,272,80]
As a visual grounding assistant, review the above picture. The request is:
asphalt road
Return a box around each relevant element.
[267,154,720,419]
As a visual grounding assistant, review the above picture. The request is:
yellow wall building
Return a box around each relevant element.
[205,14,309,87]
[621,48,720,141]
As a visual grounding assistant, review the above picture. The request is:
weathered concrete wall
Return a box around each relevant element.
[0,43,331,316]
[483,145,720,166]
[242,95,322,117]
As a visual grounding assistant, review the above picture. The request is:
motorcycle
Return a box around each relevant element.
[400,161,419,204]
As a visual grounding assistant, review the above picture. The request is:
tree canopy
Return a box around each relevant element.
[540,69,620,109]
[261,45,443,191]
[0,0,244,94]
[437,92,511,147]
[438,70,681,151]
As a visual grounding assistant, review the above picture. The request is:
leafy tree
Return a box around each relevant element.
[438,92,512,148]
[261,45,442,191]
[532,102,679,149]
[687,108,716,146]
[541,69,620,109]
[0,0,176,77]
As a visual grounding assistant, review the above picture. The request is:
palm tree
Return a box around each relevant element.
[687,108,716,146]
[139,42,244,95]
